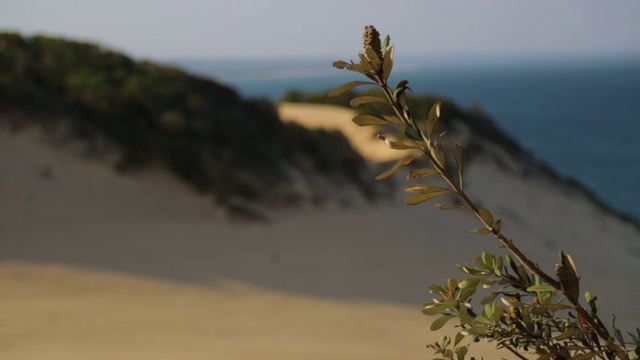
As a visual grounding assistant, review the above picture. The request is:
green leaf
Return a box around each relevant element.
[562,250,579,278]
[480,278,498,287]
[381,114,404,125]
[328,80,375,98]
[464,228,491,235]
[505,254,519,275]
[553,330,583,341]
[516,264,531,285]
[448,278,458,291]
[561,251,580,279]
[457,284,477,301]
[394,80,411,99]
[494,256,503,276]
[426,101,441,138]
[477,208,494,227]
[614,327,625,352]
[461,325,490,335]
[430,315,456,331]
[492,305,505,323]
[454,332,466,347]
[364,46,381,69]
[375,157,415,180]
[483,302,495,319]
[458,277,479,289]
[357,53,374,72]
[377,135,421,150]
[455,345,468,360]
[454,143,464,186]
[405,189,453,205]
[423,303,451,316]
[612,316,625,348]
[439,335,451,348]
[381,35,391,56]
[435,204,467,211]
[352,114,388,126]
[382,45,394,81]
[482,253,493,269]
[385,141,420,150]
[432,132,446,167]
[481,292,498,305]
[405,184,451,195]
[346,63,366,73]
[457,265,490,276]
[408,168,439,179]
[350,95,387,107]
[453,144,463,169]
[428,284,446,296]
[585,291,594,302]
[500,296,523,309]
[526,284,557,292]
[557,250,580,303]
[332,60,348,69]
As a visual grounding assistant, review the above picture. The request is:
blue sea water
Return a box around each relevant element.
[175,57,640,220]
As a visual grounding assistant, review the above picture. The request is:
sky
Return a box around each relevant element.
[1,0,640,62]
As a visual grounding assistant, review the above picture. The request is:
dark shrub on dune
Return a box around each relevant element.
[0,33,379,212]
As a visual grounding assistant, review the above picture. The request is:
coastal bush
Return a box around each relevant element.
[331,25,640,360]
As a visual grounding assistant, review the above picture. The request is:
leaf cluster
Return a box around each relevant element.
[426,252,640,360]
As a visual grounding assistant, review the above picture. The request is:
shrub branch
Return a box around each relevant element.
[331,25,637,360]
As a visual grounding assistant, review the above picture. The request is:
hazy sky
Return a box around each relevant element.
[2,0,640,61]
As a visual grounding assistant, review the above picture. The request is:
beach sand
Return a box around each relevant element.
[1,104,639,359]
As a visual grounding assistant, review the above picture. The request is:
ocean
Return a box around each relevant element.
[174,56,640,220]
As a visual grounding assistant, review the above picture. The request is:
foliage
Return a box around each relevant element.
[0,32,378,211]
[331,25,640,360]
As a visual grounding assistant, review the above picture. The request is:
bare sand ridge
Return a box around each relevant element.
[278,102,413,162]
[1,104,639,359]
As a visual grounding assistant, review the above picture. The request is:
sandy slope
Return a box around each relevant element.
[1,262,461,360]
[1,105,639,359]
[278,102,413,162]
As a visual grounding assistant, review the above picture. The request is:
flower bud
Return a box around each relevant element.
[363,25,383,62]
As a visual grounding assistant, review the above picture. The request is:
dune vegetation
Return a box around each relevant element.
[0,33,381,216]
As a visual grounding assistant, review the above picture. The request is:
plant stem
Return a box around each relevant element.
[504,344,531,360]
[375,75,560,288]
[371,72,613,344]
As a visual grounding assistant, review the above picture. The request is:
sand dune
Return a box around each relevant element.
[1,104,639,359]
[2,262,467,360]
[278,102,413,162]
